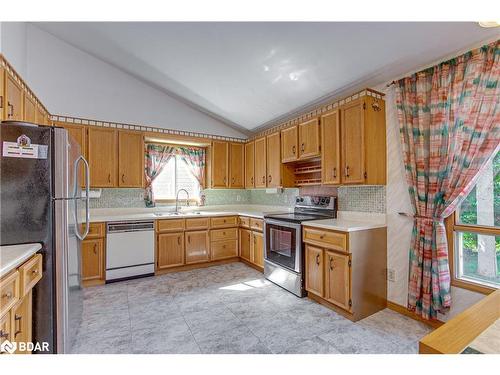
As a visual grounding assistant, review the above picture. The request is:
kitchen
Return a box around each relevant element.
[0,6,499,368]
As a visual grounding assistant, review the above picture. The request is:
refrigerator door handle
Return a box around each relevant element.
[73,156,90,240]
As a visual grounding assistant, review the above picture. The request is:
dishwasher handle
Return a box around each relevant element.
[107,221,155,233]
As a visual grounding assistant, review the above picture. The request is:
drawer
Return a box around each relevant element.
[157,219,185,232]
[84,222,105,239]
[211,228,238,242]
[303,227,348,252]
[0,271,20,318]
[250,218,264,232]
[19,254,43,296]
[211,240,238,260]
[185,217,210,230]
[238,216,250,228]
[210,216,237,228]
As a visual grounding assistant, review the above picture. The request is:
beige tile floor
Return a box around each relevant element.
[71,262,431,354]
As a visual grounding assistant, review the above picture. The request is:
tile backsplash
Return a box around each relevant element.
[89,185,386,213]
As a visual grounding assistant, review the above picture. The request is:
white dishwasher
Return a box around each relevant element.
[106,221,155,282]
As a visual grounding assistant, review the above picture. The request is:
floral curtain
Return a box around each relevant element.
[395,40,500,320]
[178,146,206,189]
[144,144,176,206]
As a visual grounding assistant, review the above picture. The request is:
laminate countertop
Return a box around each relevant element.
[0,243,42,278]
[304,211,387,232]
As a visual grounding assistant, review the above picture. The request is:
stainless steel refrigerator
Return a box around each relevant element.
[0,121,90,353]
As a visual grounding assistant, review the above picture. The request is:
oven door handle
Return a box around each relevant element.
[264,219,302,229]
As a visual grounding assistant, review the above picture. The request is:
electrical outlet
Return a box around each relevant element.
[236,195,241,202]
[387,268,395,282]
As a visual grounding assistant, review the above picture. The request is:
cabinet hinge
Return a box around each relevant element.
[348,299,352,307]
[348,260,352,267]
[363,103,366,110]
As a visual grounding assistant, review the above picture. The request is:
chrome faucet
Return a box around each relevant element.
[175,189,190,213]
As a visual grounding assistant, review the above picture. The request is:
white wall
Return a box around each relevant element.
[2,23,246,138]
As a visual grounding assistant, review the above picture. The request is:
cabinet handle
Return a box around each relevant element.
[316,254,320,265]
[345,166,350,178]
[222,245,226,249]
[319,234,324,239]
[223,176,226,184]
[333,168,337,178]
[93,244,97,254]
[292,145,296,155]
[7,102,14,118]
[251,177,254,184]
[231,177,235,184]
[0,95,3,109]
[14,314,22,338]
[177,236,181,245]
[262,176,266,184]
[108,174,111,183]
[0,330,9,340]
[31,268,39,275]
[121,174,125,183]
[188,235,191,244]
[268,175,272,183]
[2,292,12,300]
[329,257,334,271]
[301,143,305,152]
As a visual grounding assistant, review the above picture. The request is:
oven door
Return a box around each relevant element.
[264,219,302,273]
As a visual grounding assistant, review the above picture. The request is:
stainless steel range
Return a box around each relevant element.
[263,195,337,297]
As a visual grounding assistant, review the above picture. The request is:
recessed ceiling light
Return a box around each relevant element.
[478,21,500,28]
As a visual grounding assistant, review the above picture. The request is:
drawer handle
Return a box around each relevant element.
[223,220,226,223]
[315,254,320,265]
[0,330,9,339]
[223,231,226,235]
[319,234,324,239]
[222,245,226,249]
[32,268,39,275]
[2,292,13,300]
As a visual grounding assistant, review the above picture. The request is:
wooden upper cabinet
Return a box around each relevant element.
[254,137,267,188]
[324,250,351,311]
[341,99,365,184]
[244,141,255,188]
[305,245,324,297]
[23,94,36,123]
[321,110,341,184]
[281,126,298,163]
[363,96,387,185]
[4,74,23,121]
[298,118,320,159]
[266,132,281,188]
[211,141,229,188]
[88,127,118,187]
[118,131,144,188]
[0,67,4,121]
[35,106,47,126]
[229,142,244,188]
[59,123,87,186]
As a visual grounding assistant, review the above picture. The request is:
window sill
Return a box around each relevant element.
[451,278,497,295]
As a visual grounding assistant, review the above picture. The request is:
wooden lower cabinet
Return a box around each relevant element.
[157,232,185,269]
[11,291,32,354]
[324,251,351,311]
[239,228,251,262]
[211,239,238,260]
[81,239,104,281]
[185,230,210,264]
[305,245,324,297]
[251,231,264,268]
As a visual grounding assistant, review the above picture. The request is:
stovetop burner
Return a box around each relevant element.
[264,195,337,224]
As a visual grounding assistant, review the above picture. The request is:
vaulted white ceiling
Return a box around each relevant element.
[33,22,499,131]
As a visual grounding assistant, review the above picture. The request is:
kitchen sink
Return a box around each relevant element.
[153,211,203,217]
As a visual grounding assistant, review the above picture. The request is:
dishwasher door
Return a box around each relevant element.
[106,221,155,282]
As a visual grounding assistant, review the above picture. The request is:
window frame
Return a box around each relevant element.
[447,212,498,295]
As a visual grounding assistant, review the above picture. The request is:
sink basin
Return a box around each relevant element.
[154,211,202,217]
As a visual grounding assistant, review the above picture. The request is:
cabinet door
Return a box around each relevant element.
[82,239,104,281]
[251,231,264,267]
[11,291,32,354]
[254,137,267,188]
[157,232,184,269]
[211,141,229,188]
[0,68,4,121]
[266,132,281,188]
[305,245,323,297]
[324,251,351,311]
[23,94,36,123]
[60,123,87,186]
[88,127,118,187]
[229,142,244,188]
[0,310,11,352]
[321,110,341,184]
[281,126,298,163]
[341,99,365,184]
[185,230,210,264]
[118,131,144,187]
[298,118,320,159]
[244,142,255,188]
[5,74,23,121]
[239,228,251,262]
